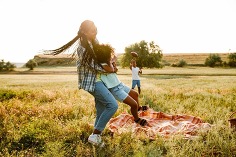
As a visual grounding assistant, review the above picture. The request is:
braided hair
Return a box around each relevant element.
[44,20,98,68]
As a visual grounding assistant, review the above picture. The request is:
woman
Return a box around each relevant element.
[44,20,118,147]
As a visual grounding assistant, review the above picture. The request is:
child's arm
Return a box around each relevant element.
[130,59,135,70]
[139,67,142,74]
[102,64,117,73]
[101,57,118,73]
[129,63,132,70]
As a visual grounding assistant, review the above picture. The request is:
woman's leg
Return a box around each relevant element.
[93,98,105,134]
[91,81,118,133]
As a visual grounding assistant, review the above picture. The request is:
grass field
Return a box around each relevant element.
[0,67,236,156]
[4,65,236,76]
[162,53,230,65]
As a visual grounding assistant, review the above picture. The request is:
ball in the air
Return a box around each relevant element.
[131,52,138,57]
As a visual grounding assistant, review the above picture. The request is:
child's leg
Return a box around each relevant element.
[129,89,148,111]
[119,84,140,120]
[123,96,148,126]
[123,96,139,121]
[138,87,141,94]
[137,80,141,94]
[110,83,148,126]
[128,89,140,109]
[131,80,136,89]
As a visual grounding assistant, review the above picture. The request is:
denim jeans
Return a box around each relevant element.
[89,81,118,132]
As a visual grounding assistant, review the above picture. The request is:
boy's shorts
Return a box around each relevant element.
[109,82,131,102]
[132,80,141,88]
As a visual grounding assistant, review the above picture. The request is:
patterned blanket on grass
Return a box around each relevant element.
[108,108,211,139]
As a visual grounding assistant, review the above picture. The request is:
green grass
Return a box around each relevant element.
[0,67,236,156]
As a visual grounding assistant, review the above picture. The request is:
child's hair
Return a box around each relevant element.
[94,44,115,64]
[131,59,136,63]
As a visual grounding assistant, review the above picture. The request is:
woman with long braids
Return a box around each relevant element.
[44,20,118,147]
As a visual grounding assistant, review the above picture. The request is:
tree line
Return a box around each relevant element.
[121,40,236,68]
[1,40,236,71]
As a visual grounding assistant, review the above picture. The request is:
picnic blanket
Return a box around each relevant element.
[108,108,211,139]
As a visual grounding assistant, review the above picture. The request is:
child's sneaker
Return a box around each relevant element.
[88,134,105,147]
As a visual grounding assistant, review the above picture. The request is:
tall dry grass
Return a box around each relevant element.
[162,53,229,65]
[0,67,236,156]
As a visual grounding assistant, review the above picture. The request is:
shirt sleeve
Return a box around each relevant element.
[101,63,108,66]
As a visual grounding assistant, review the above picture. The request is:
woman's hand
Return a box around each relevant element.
[112,62,118,72]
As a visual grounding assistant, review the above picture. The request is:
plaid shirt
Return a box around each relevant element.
[76,41,103,92]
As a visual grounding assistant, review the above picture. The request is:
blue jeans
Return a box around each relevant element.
[89,81,118,132]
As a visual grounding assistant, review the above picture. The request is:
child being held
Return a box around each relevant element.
[94,44,148,126]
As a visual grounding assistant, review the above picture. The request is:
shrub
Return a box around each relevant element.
[205,54,222,67]
[171,59,187,67]
[0,90,17,101]
[177,59,187,67]
[10,134,45,154]
[25,59,38,70]
[0,60,16,71]
[0,60,4,71]
[4,61,16,71]
[228,53,236,67]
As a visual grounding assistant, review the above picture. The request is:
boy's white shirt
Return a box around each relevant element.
[132,67,141,80]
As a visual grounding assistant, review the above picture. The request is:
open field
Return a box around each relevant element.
[0,67,236,156]
[2,66,236,76]
[162,53,230,65]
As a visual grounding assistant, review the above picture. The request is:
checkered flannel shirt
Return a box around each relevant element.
[76,41,103,92]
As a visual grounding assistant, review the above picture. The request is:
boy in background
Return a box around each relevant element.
[130,59,142,94]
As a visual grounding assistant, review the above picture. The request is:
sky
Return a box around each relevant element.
[0,0,236,63]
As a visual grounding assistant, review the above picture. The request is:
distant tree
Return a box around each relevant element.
[25,59,38,70]
[228,53,236,67]
[0,60,4,71]
[0,60,16,71]
[121,40,163,68]
[205,54,222,67]
[4,61,16,71]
